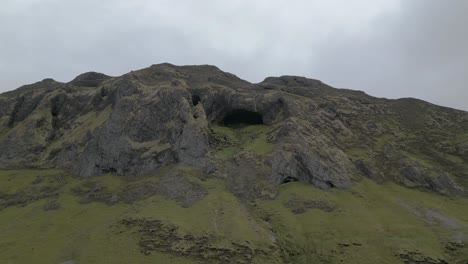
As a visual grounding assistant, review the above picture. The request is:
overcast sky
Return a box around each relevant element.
[0,0,466,111]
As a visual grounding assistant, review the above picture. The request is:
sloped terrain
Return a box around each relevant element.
[0,63,468,263]
[0,169,467,264]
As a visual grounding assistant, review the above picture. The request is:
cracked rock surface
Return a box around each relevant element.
[1,63,468,195]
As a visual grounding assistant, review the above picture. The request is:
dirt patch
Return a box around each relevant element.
[284,196,336,214]
[118,217,272,263]
[71,181,116,204]
[398,250,448,264]
[0,174,66,210]
[445,240,466,261]
[71,180,161,205]
[72,172,208,207]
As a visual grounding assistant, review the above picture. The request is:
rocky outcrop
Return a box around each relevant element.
[269,144,354,189]
[70,72,111,87]
[0,63,467,195]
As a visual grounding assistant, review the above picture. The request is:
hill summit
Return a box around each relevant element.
[0,63,467,263]
[1,63,467,195]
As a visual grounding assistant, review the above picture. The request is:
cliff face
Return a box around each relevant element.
[1,63,467,196]
[1,63,468,264]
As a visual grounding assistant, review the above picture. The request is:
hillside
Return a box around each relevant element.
[0,63,467,263]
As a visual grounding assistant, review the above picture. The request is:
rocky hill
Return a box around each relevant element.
[2,63,468,194]
[0,63,467,263]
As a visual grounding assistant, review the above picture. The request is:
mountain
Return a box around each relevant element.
[0,63,467,263]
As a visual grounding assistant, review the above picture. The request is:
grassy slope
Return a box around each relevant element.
[2,124,467,263]
[258,180,468,263]
[211,124,274,159]
[0,169,467,264]
[0,170,276,264]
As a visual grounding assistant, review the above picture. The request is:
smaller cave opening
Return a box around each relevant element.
[103,168,117,174]
[282,176,298,184]
[222,109,264,128]
[192,95,201,106]
[325,181,336,188]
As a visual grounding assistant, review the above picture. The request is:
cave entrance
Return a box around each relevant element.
[192,95,201,106]
[282,176,298,184]
[222,109,264,128]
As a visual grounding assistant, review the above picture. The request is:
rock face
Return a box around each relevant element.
[0,63,467,195]
[70,72,111,87]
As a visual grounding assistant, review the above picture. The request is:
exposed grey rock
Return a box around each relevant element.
[399,160,463,195]
[156,171,208,207]
[0,63,467,195]
[70,72,111,87]
[354,159,385,183]
[270,144,354,189]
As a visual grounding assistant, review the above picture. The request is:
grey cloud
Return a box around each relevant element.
[313,0,468,111]
[0,0,466,111]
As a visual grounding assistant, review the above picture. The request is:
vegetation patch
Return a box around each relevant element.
[71,180,121,205]
[68,106,112,141]
[71,171,208,207]
[119,217,272,263]
[1,169,467,263]
[0,116,10,138]
[345,148,369,160]
[398,250,448,264]
[211,124,274,159]
[284,196,336,214]
[254,180,468,263]
[0,170,67,210]
[127,138,172,158]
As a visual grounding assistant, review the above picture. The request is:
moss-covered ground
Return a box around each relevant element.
[0,169,467,263]
[211,124,274,160]
[257,180,468,263]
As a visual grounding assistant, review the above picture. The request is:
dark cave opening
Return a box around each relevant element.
[282,176,298,184]
[222,109,264,127]
[325,181,336,188]
[192,95,201,106]
[95,164,118,174]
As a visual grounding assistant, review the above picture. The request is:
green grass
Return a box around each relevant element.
[374,134,395,150]
[1,170,467,263]
[0,194,199,264]
[0,106,52,157]
[345,148,369,159]
[42,107,112,160]
[0,170,191,263]
[69,106,112,140]
[126,137,172,158]
[133,178,274,247]
[0,103,113,167]
[443,153,465,164]
[401,151,435,169]
[211,124,274,159]
[0,169,63,194]
[255,179,468,264]
[241,125,274,155]
[0,170,277,263]
[455,132,468,144]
